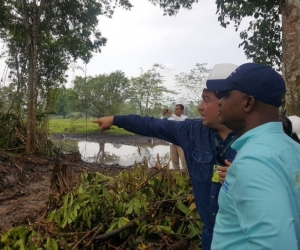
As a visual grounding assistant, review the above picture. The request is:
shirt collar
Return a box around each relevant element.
[214,130,237,144]
[214,130,236,140]
[232,122,283,151]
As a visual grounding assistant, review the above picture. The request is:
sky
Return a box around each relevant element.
[0,0,251,98]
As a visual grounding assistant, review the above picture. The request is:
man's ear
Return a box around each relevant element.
[244,96,255,112]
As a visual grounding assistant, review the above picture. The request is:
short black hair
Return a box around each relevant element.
[176,104,184,110]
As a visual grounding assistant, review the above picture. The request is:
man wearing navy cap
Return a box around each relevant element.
[207,63,300,249]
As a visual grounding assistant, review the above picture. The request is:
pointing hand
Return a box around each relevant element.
[91,116,114,131]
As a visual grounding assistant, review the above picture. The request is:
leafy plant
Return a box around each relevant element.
[0,163,203,249]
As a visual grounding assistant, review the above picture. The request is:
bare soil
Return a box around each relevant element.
[0,134,167,233]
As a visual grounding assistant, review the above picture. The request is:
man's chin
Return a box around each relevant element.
[202,120,210,127]
[218,115,224,124]
[202,120,208,126]
[219,117,234,131]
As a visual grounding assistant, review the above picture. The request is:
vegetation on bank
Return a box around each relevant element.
[0,163,203,249]
[48,118,134,135]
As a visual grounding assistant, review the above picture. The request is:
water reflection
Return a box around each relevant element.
[52,139,172,167]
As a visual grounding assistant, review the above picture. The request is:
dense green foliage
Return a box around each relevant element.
[71,71,130,118]
[128,64,177,117]
[0,165,203,249]
[53,65,182,119]
[216,0,282,69]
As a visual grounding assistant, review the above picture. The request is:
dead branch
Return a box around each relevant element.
[51,231,90,237]
[70,224,104,250]
[3,146,25,151]
[23,156,40,166]
[84,224,104,248]
[158,232,174,250]
[95,221,136,242]
[71,231,91,250]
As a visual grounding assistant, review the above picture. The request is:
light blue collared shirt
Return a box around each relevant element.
[212,122,300,250]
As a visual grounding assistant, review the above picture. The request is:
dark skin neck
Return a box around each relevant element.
[236,102,280,136]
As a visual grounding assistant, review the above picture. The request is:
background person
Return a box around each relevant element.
[92,63,238,250]
[281,115,300,143]
[207,62,300,249]
[162,104,188,171]
[288,115,300,138]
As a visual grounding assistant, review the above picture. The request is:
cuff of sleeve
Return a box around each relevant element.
[113,115,123,127]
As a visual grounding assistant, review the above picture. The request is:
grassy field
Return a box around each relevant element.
[48,118,134,135]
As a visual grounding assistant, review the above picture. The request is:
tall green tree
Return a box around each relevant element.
[0,0,113,152]
[215,0,300,115]
[72,71,130,117]
[175,63,210,103]
[55,87,69,118]
[128,64,176,117]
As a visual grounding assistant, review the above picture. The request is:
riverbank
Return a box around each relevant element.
[0,133,168,233]
[51,132,169,146]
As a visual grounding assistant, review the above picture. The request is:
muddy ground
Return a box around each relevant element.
[0,133,168,233]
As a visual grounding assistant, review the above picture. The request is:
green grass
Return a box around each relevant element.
[48,118,134,135]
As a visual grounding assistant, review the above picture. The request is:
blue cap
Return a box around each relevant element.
[206,63,286,107]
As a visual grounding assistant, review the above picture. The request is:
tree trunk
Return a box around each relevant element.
[282,0,300,116]
[25,4,39,153]
[25,46,36,153]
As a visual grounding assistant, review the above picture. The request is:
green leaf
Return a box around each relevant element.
[47,210,57,221]
[44,237,58,250]
[61,217,68,228]
[175,200,190,215]
[78,186,84,194]
[103,188,113,206]
[0,232,9,243]
[69,193,74,207]
[13,239,26,250]
[187,224,200,238]
[126,203,134,215]
[133,204,141,216]
[157,225,174,234]
[63,195,68,208]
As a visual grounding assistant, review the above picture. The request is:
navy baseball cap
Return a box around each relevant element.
[206,63,286,107]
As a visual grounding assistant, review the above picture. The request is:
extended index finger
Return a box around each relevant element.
[91,119,101,123]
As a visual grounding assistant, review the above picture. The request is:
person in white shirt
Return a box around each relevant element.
[288,115,300,138]
[162,104,188,171]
